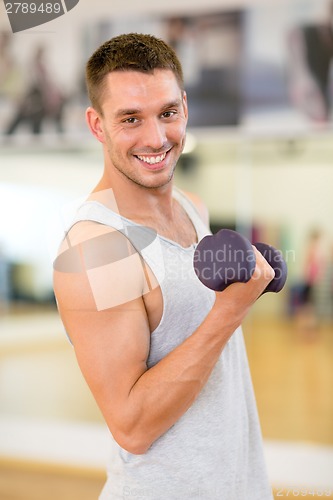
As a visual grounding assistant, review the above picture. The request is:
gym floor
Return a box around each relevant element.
[0,306,332,500]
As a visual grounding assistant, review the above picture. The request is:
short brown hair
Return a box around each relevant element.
[86,33,184,114]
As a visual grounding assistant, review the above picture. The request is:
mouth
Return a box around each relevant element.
[134,149,171,170]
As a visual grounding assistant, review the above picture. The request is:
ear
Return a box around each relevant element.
[182,91,188,122]
[86,107,105,143]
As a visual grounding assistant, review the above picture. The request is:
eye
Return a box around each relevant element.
[161,110,177,119]
[123,117,139,124]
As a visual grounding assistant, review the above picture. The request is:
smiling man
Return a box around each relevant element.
[53,33,274,499]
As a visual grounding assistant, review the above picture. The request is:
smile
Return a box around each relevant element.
[136,152,167,165]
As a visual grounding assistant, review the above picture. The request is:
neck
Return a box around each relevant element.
[92,167,175,222]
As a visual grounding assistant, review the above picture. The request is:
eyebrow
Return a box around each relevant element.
[115,108,141,118]
[114,99,183,119]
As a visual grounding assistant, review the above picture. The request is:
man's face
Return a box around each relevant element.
[96,69,188,189]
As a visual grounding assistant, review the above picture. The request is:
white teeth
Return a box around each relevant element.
[137,152,166,164]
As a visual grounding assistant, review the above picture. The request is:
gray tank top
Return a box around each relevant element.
[70,187,273,500]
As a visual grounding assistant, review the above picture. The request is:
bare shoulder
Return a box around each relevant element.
[53,219,156,314]
[181,190,210,228]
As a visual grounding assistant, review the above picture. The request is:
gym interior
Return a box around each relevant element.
[1,0,333,499]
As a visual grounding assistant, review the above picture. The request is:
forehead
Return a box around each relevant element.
[101,69,183,112]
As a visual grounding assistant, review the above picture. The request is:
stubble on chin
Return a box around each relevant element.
[129,164,176,190]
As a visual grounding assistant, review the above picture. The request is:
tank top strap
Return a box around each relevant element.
[172,187,211,241]
[71,200,126,231]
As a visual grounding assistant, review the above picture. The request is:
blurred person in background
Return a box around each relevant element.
[313,240,333,325]
[0,243,10,312]
[296,228,326,336]
[0,32,23,123]
[4,45,66,136]
[287,0,333,123]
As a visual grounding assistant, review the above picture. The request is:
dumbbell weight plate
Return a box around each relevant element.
[253,242,288,293]
[193,229,256,292]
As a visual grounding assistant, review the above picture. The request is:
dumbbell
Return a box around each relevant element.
[193,229,287,293]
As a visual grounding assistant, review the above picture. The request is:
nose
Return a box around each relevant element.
[141,118,166,151]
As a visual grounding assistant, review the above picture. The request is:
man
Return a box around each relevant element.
[53,33,274,499]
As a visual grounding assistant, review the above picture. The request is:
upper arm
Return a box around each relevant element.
[53,221,153,444]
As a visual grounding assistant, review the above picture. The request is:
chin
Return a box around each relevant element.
[140,177,173,190]
[136,166,175,189]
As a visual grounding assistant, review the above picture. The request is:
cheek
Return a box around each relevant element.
[106,128,138,154]
[170,119,187,144]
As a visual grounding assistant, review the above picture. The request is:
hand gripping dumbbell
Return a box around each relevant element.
[193,229,287,293]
